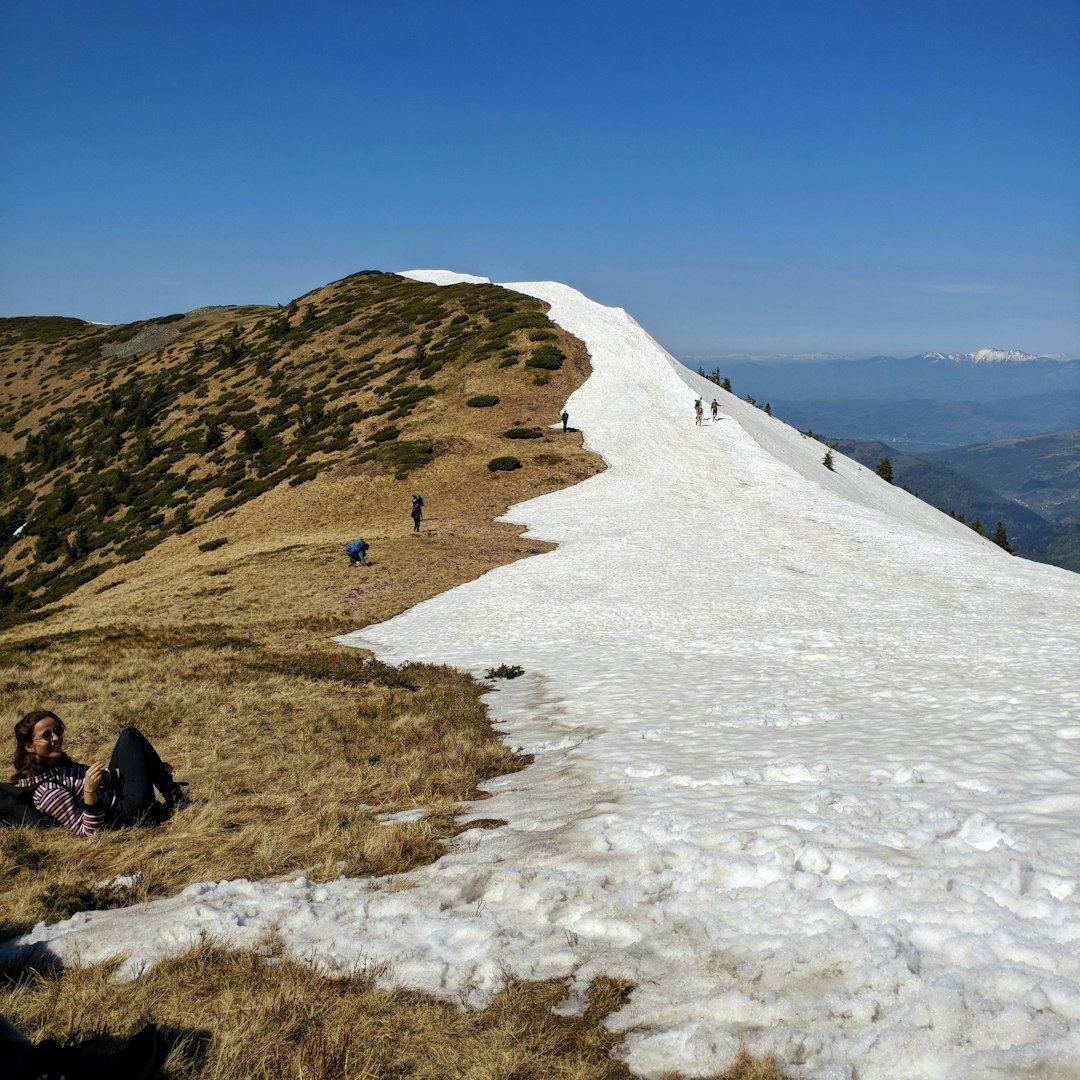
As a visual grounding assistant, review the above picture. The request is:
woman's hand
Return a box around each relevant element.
[83,761,107,804]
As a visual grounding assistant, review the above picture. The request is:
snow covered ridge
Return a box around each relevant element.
[6,272,1080,1080]
[922,348,1069,363]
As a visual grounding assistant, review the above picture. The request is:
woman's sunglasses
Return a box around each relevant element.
[37,728,64,741]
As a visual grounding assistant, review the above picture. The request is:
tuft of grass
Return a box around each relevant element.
[488,456,522,472]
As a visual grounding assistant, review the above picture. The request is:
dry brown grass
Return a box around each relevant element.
[0,627,527,936]
[0,945,787,1080]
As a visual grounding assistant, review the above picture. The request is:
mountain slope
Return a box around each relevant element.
[0,271,601,635]
[698,354,1080,451]
[929,429,1080,523]
[14,272,1080,1080]
[824,437,1080,571]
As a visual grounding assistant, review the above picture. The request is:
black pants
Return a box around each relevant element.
[411,513,421,532]
[105,727,174,827]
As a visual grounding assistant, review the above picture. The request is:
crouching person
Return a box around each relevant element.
[345,538,370,566]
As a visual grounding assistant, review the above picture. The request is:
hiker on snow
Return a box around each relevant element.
[710,399,719,421]
[561,410,569,432]
[694,399,703,426]
[411,494,423,533]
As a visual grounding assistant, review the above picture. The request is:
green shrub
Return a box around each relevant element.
[503,428,542,440]
[198,537,229,553]
[370,426,400,443]
[466,395,500,408]
[486,664,524,679]
[487,456,522,472]
[525,345,564,370]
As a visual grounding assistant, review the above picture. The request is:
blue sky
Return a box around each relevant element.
[2,0,1077,357]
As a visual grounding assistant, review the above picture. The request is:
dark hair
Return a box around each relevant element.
[12,710,73,780]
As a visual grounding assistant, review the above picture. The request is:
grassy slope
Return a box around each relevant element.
[0,273,786,1078]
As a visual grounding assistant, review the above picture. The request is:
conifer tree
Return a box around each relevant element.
[876,457,893,483]
[970,517,984,536]
[203,423,224,451]
[823,451,834,470]
[990,522,1013,553]
[721,377,732,392]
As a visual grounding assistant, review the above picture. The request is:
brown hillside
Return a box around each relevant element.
[0,271,603,641]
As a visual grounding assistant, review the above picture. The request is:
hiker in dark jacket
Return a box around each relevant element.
[411,494,424,533]
[10,710,189,836]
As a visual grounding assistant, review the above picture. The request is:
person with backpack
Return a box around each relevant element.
[345,538,369,566]
[410,494,424,533]
[6,710,189,835]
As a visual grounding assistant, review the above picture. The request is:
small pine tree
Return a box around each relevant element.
[990,521,1013,553]
[970,517,984,536]
[876,457,894,483]
[823,451,834,470]
[67,526,92,560]
[763,402,772,416]
[238,427,264,454]
[203,424,224,451]
[721,377,732,393]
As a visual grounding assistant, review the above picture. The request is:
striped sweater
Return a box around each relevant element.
[16,763,115,837]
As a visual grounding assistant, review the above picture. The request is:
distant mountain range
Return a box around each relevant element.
[683,352,1080,452]
[919,349,1069,363]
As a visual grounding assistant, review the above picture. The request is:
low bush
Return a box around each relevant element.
[525,345,564,370]
[486,664,524,679]
[487,456,522,472]
[466,394,500,407]
[198,537,229,553]
[370,426,400,443]
[503,428,543,440]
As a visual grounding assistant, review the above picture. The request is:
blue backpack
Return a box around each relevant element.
[345,539,368,556]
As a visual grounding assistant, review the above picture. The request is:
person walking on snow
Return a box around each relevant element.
[411,494,424,533]
[710,399,719,421]
[561,410,569,433]
[694,399,703,426]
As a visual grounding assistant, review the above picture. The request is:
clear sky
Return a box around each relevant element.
[2,0,1077,357]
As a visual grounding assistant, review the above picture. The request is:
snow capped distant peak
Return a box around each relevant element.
[922,348,1065,363]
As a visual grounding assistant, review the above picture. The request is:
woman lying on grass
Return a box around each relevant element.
[11,710,189,836]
